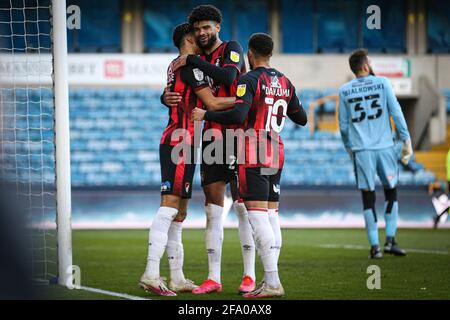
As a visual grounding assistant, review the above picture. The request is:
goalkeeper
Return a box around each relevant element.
[338,49,413,259]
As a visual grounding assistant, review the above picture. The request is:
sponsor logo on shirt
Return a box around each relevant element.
[230,51,240,63]
[237,84,246,97]
[271,76,281,88]
[193,68,204,81]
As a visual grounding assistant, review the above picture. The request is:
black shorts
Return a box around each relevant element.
[160,144,196,199]
[238,166,282,202]
[200,139,237,187]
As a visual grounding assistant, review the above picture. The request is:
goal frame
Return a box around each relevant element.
[52,0,73,288]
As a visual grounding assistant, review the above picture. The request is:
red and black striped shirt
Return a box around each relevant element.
[160,58,209,146]
[206,67,307,169]
[201,41,246,134]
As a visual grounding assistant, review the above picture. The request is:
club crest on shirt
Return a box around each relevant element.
[237,84,246,97]
[230,51,240,63]
[271,76,281,88]
[185,182,190,193]
[193,68,204,81]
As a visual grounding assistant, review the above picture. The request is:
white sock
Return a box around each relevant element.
[166,220,185,284]
[205,203,224,283]
[247,208,280,288]
[144,206,178,279]
[233,200,256,280]
[268,208,282,263]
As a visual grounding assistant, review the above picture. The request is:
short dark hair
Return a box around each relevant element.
[172,23,193,50]
[188,5,222,25]
[349,48,369,74]
[248,33,273,58]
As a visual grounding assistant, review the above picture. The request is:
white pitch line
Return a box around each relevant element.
[317,244,449,255]
[78,286,151,300]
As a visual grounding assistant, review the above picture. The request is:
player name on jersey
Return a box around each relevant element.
[263,85,291,97]
[341,83,384,97]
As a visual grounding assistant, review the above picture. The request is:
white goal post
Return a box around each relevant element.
[0,0,73,288]
[52,0,73,288]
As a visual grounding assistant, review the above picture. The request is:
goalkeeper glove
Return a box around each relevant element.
[400,139,413,165]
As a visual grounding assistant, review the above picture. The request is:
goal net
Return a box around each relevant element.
[0,0,72,286]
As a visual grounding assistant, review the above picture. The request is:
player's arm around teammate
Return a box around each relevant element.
[192,33,307,298]
[173,40,244,88]
[141,23,233,297]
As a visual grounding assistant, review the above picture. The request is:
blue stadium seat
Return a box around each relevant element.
[427,0,450,53]
[362,0,406,53]
[316,0,360,53]
[144,0,234,52]
[281,0,314,53]
[234,1,269,52]
[67,0,121,52]
[62,87,437,187]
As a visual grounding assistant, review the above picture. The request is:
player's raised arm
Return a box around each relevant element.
[286,86,307,126]
[338,89,352,152]
[183,41,244,86]
[181,64,235,111]
[383,78,413,164]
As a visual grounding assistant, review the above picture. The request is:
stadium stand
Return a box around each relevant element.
[143,0,267,52]
[281,0,406,53]
[64,88,435,188]
[427,0,450,53]
[1,0,448,54]
[361,0,406,53]
[67,0,121,52]
[7,87,434,188]
[2,0,447,189]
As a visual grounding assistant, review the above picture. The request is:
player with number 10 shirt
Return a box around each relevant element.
[192,33,307,298]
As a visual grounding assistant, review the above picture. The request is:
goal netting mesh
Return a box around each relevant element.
[0,0,57,283]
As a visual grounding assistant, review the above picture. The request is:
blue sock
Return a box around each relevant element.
[363,209,379,247]
[384,201,398,238]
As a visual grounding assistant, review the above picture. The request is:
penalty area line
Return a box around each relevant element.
[317,244,448,255]
[78,285,151,300]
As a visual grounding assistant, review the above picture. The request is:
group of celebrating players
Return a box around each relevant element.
[139,5,413,299]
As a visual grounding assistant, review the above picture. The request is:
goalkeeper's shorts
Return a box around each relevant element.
[159,144,196,199]
[353,146,399,191]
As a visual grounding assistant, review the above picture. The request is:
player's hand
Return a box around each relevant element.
[192,107,206,121]
[172,54,188,71]
[400,139,413,165]
[163,85,181,107]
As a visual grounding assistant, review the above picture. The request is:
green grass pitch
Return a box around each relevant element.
[45,229,450,300]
